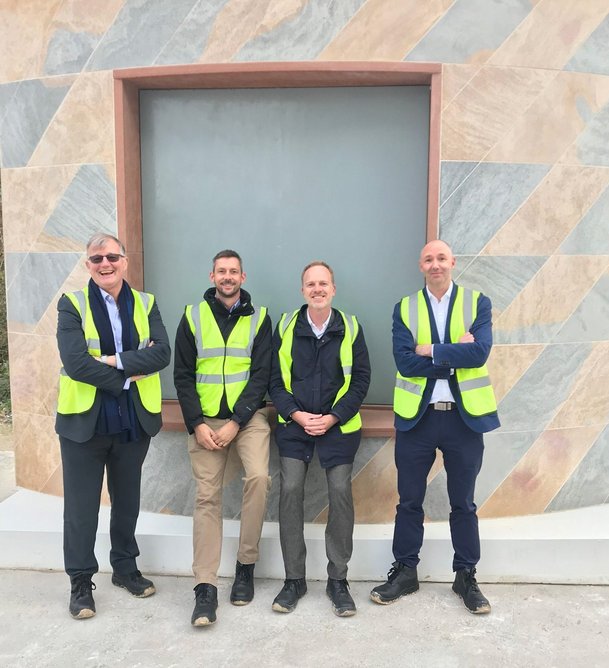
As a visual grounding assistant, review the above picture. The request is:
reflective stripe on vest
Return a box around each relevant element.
[393,287,497,419]
[277,309,362,434]
[186,301,266,415]
[57,286,162,415]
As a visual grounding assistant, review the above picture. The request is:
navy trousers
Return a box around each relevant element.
[60,433,150,578]
[392,406,484,571]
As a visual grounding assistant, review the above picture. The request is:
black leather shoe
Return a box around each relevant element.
[370,562,419,604]
[326,578,356,617]
[272,578,307,613]
[69,574,96,619]
[230,561,255,605]
[452,568,491,614]
[112,570,156,598]
[192,583,218,626]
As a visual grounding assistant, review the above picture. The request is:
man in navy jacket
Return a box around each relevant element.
[270,261,370,617]
[371,240,499,614]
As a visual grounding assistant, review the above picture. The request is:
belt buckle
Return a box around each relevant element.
[435,402,451,411]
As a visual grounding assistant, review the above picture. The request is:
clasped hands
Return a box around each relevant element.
[415,331,474,357]
[291,410,338,436]
[194,420,239,451]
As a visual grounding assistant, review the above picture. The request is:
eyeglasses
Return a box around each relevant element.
[88,253,125,264]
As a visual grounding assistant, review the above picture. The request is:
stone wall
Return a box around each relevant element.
[2,0,609,523]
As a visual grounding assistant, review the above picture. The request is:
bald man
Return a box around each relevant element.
[371,240,499,614]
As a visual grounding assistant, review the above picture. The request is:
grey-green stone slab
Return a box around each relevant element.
[0,82,20,126]
[6,252,81,326]
[565,15,609,77]
[423,430,533,520]
[43,164,116,246]
[574,101,609,167]
[405,0,531,64]
[554,274,609,343]
[85,0,200,71]
[423,471,450,522]
[0,79,71,168]
[140,431,195,516]
[440,161,478,206]
[43,28,99,75]
[453,255,476,278]
[235,0,366,61]
[474,430,541,508]
[495,343,591,433]
[560,183,609,254]
[154,0,227,65]
[440,162,551,255]
[455,255,547,312]
[546,425,609,512]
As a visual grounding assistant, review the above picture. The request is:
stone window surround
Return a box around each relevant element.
[113,61,442,436]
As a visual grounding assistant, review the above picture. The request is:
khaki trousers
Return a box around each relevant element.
[189,408,271,586]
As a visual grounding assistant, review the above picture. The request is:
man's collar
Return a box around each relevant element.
[425,281,453,304]
[307,308,332,331]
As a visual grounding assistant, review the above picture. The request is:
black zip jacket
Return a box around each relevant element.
[173,287,272,432]
[269,305,371,427]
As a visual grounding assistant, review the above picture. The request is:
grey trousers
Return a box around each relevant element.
[279,457,354,580]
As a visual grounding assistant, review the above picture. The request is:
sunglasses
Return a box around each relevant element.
[88,253,125,264]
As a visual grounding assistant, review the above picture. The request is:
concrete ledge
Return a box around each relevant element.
[2,489,608,584]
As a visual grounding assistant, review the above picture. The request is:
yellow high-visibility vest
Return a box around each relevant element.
[185,301,266,415]
[394,287,497,419]
[57,286,162,415]
[277,309,362,434]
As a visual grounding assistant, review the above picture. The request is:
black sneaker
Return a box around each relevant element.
[230,561,255,605]
[370,562,419,604]
[271,578,307,613]
[111,570,156,598]
[192,583,218,626]
[69,574,96,620]
[326,578,356,617]
[452,568,491,614]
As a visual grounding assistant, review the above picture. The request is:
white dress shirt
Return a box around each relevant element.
[307,309,331,339]
[427,283,455,404]
[99,288,129,389]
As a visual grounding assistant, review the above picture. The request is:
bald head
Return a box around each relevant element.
[419,239,455,298]
[419,239,453,263]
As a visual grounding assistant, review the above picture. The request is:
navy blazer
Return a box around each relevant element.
[392,283,500,434]
[55,292,171,443]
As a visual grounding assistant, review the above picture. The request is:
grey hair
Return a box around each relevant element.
[86,233,126,255]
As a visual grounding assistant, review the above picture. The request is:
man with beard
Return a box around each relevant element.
[174,250,272,627]
[56,232,171,619]
[269,261,370,617]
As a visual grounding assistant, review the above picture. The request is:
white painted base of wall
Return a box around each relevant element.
[2,489,607,584]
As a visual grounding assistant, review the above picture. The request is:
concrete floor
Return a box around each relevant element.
[0,569,607,668]
[2,428,608,667]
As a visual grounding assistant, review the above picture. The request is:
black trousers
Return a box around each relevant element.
[60,432,150,578]
[392,406,484,571]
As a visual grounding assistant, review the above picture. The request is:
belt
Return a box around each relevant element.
[429,402,455,411]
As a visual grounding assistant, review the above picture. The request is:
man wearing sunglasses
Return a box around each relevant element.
[174,250,272,627]
[56,232,171,620]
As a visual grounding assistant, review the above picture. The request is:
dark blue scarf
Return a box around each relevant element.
[88,278,140,443]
